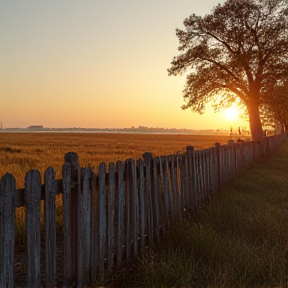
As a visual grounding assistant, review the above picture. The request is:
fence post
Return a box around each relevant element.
[142,152,153,248]
[0,173,16,288]
[207,148,213,194]
[130,159,139,257]
[98,163,107,279]
[44,167,57,288]
[116,161,125,269]
[62,160,72,287]
[124,159,139,260]
[63,152,80,287]
[25,169,41,288]
[159,156,167,235]
[186,146,194,208]
[90,170,98,285]
[215,143,221,191]
[202,150,208,198]
[228,140,235,178]
[163,156,174,226]
[108,163,116,273]
[137,159,146,252]
[152,157,160,241]
[77,167,92,286]
[198,151,204,202]
[193,151,200,206]
[210,147,217,193]
[124,159,131,261]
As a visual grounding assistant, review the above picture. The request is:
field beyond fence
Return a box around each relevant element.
[0,133,250,187]
[0,133,286,287]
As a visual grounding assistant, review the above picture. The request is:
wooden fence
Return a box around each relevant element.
[0,134,286,287]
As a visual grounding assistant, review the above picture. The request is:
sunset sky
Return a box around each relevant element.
[0,0,248,130]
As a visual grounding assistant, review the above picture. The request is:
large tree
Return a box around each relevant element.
[168,0,288,141]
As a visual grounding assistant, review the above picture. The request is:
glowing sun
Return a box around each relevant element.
[224,107,239,121]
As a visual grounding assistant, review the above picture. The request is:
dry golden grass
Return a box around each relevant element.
[0,132,250,188]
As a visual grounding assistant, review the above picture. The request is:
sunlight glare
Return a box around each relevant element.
[224,107,239,121]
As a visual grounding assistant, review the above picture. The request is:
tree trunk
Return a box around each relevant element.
[247,100,263,141]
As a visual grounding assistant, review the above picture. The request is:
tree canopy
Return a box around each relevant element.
[263,79,288,128]
[168,0,288,141]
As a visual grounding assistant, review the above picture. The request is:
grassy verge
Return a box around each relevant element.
[122,140,288,288]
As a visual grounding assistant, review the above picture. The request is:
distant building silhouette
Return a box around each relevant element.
[27,125,44,131]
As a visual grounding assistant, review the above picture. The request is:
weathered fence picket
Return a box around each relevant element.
[186,147,194,208]
[0,173,16,288]
[124,159,131,261]
[62,162,73,286]
[131,159,139,258]
[98,162,106,279]
[152,157,160,242]
[107,163,116,273]
[90,170,98,285]
[116,161,124,269]
[25,170,41,288]
[138,159,146,252]
[143,152,153,248]
[78,167,91,285]
[0,134,286,287]
[159,157,168,234]
[44,167,57,288]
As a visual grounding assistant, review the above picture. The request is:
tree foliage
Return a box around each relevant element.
[268,80,288,123]
[168,0,288,141]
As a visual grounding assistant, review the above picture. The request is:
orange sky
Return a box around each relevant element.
[0,0,248,130]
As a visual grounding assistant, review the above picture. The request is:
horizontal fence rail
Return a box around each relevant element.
[0,134,286,287]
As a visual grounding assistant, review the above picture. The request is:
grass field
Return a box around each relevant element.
[0,132,250,188]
